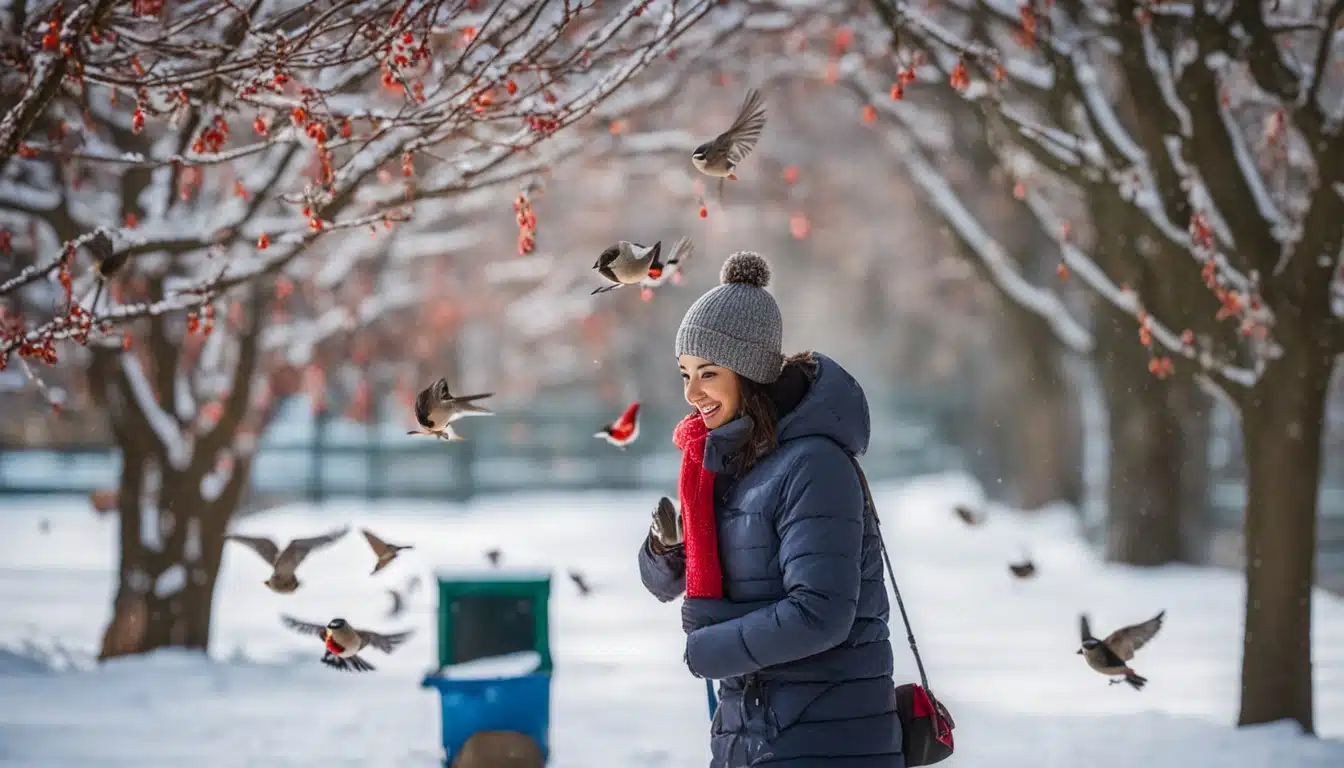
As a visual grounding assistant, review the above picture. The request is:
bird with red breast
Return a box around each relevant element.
[594,402,640,449]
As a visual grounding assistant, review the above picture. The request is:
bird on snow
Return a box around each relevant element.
[281,615,413,672]
[384,575,422,620]
[485,548,502,567]
[361,528,413,575]
[1008,558,1036,579]
[568,569,592,597]
[407,378,494,441]
[953,504,986,526]
[594,402,640,449]
[640,236,695,289]
[224,526,349,594]
[591,236,690,295]
[1078,610,1165,690]
[691,88,768,202]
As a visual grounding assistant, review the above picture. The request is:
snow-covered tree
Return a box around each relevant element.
[825,0,1340,734]
[0,0,757,658]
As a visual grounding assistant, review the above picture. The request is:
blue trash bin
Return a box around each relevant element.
[421,669,552,764]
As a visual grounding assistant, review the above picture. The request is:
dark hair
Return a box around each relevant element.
[731,351,818,475]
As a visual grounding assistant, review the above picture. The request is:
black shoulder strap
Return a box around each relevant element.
[851,456,931,692]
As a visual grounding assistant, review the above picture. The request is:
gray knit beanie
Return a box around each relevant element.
[675,251,783,384]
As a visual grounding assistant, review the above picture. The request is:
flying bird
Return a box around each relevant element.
[691,88,768,202]
[223,526,349,594]
[953,504,986,526]
[567,569,592,597]
[1008,558,1036,579]
[361,528,413,575]
[407,378,494,441]
[640,236,695,289]
[281,615,413,672]
[594,402,640,449]
[485,548,502,567]
[1078,610,1166,690]
[591,238,688,295]
[384,575,422,619]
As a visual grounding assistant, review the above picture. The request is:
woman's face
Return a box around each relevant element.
[679,354,741,430]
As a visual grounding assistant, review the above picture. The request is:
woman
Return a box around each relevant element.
[639,251,903,767]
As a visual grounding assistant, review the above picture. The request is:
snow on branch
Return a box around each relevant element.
[119,352,192,470]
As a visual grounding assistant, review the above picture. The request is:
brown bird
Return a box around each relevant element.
[280,615,413,672]
[568,569,592,597]
[1078,610,1165,690]
[485,548,502,567]
[408,378,494,441]
[1008,558,1036,579]
[953,504,985,526]
[361,528,413,575]
[224,526,349,593]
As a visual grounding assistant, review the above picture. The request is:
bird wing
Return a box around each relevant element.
[224,534,281,566]
[413,385,436,428]
[1104,610,1165,661]
[446,395,494,418]
[641,237,693,287]
[594,244,621,269]
[385,589,404,618]
[1079,613,1094,643]
[361,528,390,557]
[591,282,622,295]
[358,628,414,653]
[275,525,350,575]
[280,614,328,639]
[617,401,640,429]
[406,575,422,595]
[716,87,767,165]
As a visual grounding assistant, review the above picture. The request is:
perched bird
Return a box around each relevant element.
[568,569,592,597]
[640,236,695,289]
[485,548,502,567]
[591,239,686,295]
[280,615,413,672]
[1078,610,1166,690]
[691,88,768,203]
[1008,558,1036,579]
[223,526,349,594]
[953,504,986,526]
[408,378,494,441]
[361,528,413,575]
[594,402,640,449]
[384,575,422,619]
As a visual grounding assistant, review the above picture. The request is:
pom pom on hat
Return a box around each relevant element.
[719,251,771,288]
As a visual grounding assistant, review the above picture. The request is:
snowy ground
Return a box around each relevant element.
[2,474,1343,767]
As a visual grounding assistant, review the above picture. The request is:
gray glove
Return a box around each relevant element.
[648,496,683,553]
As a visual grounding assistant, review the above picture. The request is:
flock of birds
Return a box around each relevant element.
[951,503,1166,690]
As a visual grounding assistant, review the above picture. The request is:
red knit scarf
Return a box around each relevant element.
[673,412,723,599]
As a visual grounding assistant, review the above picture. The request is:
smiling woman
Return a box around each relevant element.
[639,251,904,768]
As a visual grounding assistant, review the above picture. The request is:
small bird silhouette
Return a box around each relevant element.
[38,518,50,535]
[281,615,413,672]
[594,402,640,449]
[568,569,592,597]
[485,548,502,567]
[591,238,688,295]
[224,526,349,594]
[1008,558,1036,579]
[384,575,422,619]
[692,88,768,202]
[407,378,493,441]
[953,504,986,526]
[640,236,695,289]
[85,232,124,311]
[649,496,682,549]
[361,528,413,575]
[1078,610,1165,690]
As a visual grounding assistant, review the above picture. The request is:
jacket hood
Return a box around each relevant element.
[703,353,871,472]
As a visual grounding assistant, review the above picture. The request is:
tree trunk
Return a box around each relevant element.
[1237,341,1331,732]
[1171,377,1214,563]
[999,300,1083,509]
[1094,311,1184,565]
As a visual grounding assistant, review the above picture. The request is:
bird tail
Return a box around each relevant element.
[1124,671,1147,691]
[664,236,693,268]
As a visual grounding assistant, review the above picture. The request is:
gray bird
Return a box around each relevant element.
[648,496,682,553]
[1008,558,1036,579]
[691,87,767,181]
[85,232,123,311]
[384,575,422,619]
[639,236,695,289]
[568,569,592,597]
[361,528,413,575]
[590,238,679,295]
[485,548,502,567]
[280,615,413,672]
[407,378,494,441]
[953,504,986,526]
[1078,610,1165,690]
[224,526,349,594]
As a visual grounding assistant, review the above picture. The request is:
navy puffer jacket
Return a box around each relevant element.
[639,353,902,768]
